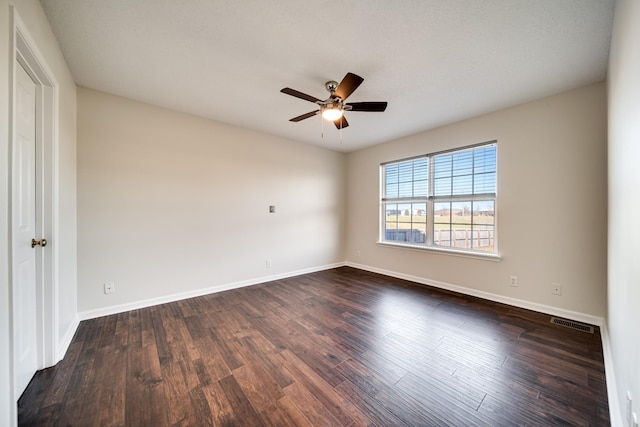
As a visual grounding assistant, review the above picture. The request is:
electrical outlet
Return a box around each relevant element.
[509,276,518,287]
[552,283,562,295]
[104,282,115,294]
[356,250,361,258]
[269,205,275,213]
[266,259,272,269]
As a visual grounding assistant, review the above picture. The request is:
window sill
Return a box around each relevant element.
[376,241,502,262]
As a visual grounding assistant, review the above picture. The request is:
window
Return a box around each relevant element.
[381,142,497,254]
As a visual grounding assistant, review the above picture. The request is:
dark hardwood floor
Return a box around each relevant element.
[18,267,609,426]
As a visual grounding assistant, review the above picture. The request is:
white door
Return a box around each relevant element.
[12,62,39,397]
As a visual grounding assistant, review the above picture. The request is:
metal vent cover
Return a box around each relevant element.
[550,317,594,334]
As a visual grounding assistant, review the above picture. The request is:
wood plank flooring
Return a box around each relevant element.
[18,267,610,426]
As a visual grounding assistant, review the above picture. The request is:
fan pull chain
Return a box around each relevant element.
[340,121,343,144]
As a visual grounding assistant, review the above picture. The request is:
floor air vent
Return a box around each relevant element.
[550,317,594,333]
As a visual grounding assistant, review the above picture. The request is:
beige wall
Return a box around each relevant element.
[346,82,607,319]
[608,0,640,424]
[0,0,77,425]
[77,87,346,314]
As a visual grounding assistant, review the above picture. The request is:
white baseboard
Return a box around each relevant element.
[345,261,604,326]
[600,322,623,427]
[78,262,346,321]
[56,313,80,363]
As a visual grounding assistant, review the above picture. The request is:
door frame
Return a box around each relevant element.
[9,6,59,400]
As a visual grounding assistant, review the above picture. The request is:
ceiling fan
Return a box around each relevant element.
[280,72,388,129]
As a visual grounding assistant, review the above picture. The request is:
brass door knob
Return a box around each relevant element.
[31,238,47,248]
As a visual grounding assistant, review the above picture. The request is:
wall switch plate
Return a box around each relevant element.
[104,282,115,294]
[552,283,562,295]
[509,276,518,287]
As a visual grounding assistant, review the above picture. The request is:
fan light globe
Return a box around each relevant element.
[322,108,343,121]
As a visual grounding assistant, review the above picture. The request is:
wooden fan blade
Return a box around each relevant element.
[333,115,349,129]
[290,110,319,122]
[333,73,364,101]
[280,88,322,103]
[346,101,388,112]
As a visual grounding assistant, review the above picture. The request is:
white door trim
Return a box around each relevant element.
[9,5,60,406]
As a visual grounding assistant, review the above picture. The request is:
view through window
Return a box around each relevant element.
[381,142,497,253]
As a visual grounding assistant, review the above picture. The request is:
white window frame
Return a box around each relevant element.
[379,141,499,260]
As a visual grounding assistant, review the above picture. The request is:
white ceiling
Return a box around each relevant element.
[40,0,615,153]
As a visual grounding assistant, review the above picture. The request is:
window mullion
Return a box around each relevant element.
[427,156,435,246]
[382,197,429,203]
